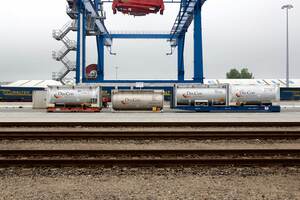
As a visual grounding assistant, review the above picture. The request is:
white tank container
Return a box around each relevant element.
[112,90,164,110]
[47,86,101,107]
[229,85,280,105]
[175,87,227,106]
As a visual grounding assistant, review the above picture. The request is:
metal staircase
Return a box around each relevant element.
[52,70,75,85]
[52,20,77,84]
[61,57,76,71]
[52,36,76,61]
[52,21,77,41]
[52,0,116,84]
[52,57,75,84]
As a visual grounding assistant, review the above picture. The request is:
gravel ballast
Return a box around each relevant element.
[0,166,299,200]
[0,139,299,150]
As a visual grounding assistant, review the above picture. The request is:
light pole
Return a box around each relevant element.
[115,66,119,80]
[281,4,293,88]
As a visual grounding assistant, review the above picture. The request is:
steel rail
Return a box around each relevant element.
[1,149,299,156]
[1,158,299,166]
[0,149,299,166]
[0,122,300,127]
[0,130,300,140]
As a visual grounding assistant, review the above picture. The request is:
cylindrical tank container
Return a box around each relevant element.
[175,87,227,106]
[112,90,164,111]
[229,85,280,105]
[47,86,101,107]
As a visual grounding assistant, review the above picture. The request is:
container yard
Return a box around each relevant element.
[0,0,300,199]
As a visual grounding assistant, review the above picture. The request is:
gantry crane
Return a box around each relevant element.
[53,0,206,84]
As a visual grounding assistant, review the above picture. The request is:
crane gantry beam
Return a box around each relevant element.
[170,0,206,42]
[81,0,206,46]
[80,0,112,46]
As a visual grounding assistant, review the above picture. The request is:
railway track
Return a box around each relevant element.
[0,122,299,166]
[0,122,300,140]
[0,122,300,127]
[0,130,299,140]
[0,149,299,166]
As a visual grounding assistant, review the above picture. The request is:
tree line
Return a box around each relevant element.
[226,68,254,79]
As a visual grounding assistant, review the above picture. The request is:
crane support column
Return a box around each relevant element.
[193,2,204,83]
[76,1,82,84]
[81,9,87,83]
[96,35,105,81]
[75,1,87,83]
[94,0,105,82]
[177,34,185,82]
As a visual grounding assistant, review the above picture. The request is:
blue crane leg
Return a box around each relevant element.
[193,3,204,83]
[76,1,82,84]
[93,0,104,82]
[96,36,105,81]
[82,10,86,82]
[177,35,185,82]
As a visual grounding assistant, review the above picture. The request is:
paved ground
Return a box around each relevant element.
[0,101,300,122]
[0,108,300,122]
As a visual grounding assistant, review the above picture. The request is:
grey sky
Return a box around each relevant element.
[0,0,299,81]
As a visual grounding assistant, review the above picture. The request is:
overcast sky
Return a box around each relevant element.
[0,0,299,81]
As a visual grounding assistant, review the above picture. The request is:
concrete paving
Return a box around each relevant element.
[0,107,299,122]
[0,101,300,122]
